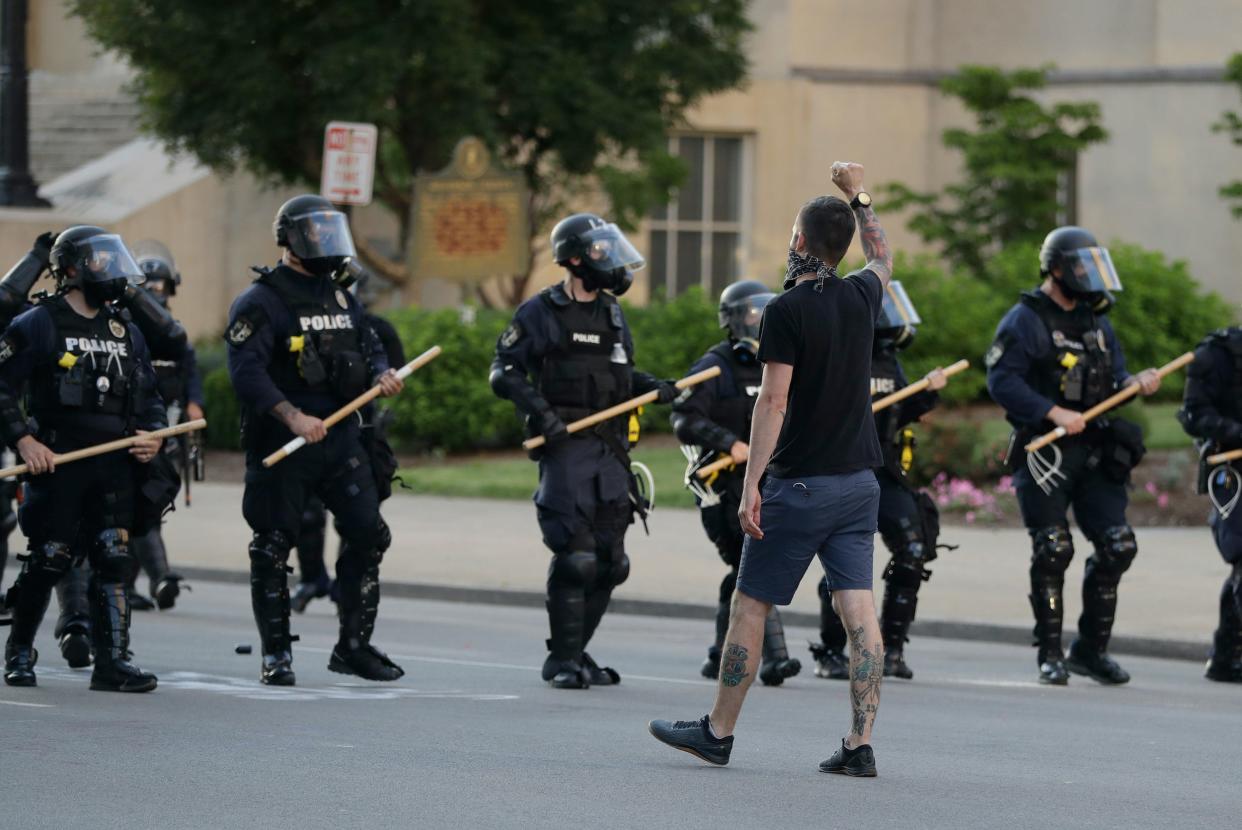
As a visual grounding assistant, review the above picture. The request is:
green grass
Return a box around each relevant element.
[397,403,1193,504]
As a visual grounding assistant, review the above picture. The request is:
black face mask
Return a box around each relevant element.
[301,255,350,279]
[569,261,632,296]
[783,249,837,292]
[82,277,127,309]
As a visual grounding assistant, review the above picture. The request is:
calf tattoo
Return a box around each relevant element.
[721,642,751,687]
[848,625,883,737]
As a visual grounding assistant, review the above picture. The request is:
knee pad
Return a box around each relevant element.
[249,530,293,572]
[551,550,597,588]
[91,529,131,580]
[300,501,327,531]
[1030,526,1074,576]
[25,540,73,580]
[607,551,630,588]
[1093,525,1138,576]
[883,552,928,589]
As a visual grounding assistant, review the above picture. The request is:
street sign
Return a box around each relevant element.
[410,136,530,282]
[321,121,377,206]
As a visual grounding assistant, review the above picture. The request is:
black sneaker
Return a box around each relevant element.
[809,643,849,680]
[59,629,93,669]
[260,652,296,686]
[648,715,733,766]
[1205,657,1242,683]
[153,575,185,611]
[328,643,404,681]
[581,652,619,686]
[819,739,877,777]
[884,649,913,680]
[291,577,331,614]
[1066,639,1130,685]
[1037,648,1069,685]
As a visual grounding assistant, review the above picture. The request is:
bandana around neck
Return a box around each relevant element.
[783,250,838,292]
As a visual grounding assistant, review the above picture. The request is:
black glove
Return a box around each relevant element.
[32,231,57,267]
[535,408,569,445]
[655,381,679,405]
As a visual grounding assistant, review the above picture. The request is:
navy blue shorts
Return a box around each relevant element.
[736,470,880,605]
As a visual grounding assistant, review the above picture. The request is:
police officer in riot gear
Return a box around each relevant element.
[0,226,166,691]
[123,240,201,610]
[0,232,58,586]
[226,194,404,686]
[490,213,678,689]
[1179,323,1242,682]
[986,226,1160,685]
[812,283,946,680]
[674,279,801,685]
[291,264,405,614]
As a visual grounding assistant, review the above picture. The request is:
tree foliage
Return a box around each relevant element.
[880,66,1107,278]
[70,0,751,302]
[1214,53,1242,218]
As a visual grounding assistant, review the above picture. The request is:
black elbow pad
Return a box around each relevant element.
[121,285,188,358]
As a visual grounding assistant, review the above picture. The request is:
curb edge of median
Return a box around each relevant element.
[177,565,1211,664]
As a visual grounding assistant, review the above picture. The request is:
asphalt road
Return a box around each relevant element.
[1,581,1237,830]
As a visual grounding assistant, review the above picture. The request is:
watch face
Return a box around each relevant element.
[856,191,872,207]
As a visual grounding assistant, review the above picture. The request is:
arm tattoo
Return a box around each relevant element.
[271,401,300,428]
[853,204,893,285]
[847,625,883,738]
[720,642,751,687]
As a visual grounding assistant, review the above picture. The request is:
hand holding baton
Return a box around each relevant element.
[262,345,442,468]
[696,359,970,480]
[1024,351,1195,454]
[0,419,207,478]
[522,365,722,451]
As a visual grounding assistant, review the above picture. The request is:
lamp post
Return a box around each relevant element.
[0,0,48,207]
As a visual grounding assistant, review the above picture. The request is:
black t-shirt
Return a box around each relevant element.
[757,269,884,478]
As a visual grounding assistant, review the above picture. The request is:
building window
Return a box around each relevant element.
[648,134,750,299]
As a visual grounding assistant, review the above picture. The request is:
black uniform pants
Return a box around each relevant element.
[1014,435,1135,654]
[243,420,382,653]
[1210,505,1242,651]
[819,467,935,652]
[535,435,632,663]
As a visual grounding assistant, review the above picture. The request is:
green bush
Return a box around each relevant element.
[202,365,241,450]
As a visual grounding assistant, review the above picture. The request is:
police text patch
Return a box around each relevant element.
[499,323,522,349]
[985,340,1004,368]
[228,318,255,345]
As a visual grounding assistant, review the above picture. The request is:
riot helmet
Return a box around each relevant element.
[273,194,357,279]
[874,280,921,350]
[130,239,181,305]
[550,213,644,296]
[1039,226,1122,300]
[718,279,775,358]
[49,226,144,308]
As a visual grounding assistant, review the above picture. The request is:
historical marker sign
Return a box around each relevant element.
[321,121,377,206]
[410,137,530,282]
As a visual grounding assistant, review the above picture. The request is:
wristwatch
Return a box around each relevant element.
[850,191,872,209]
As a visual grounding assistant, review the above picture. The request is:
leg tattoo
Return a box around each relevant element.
[848,625,883,738]
[721,642,751,687]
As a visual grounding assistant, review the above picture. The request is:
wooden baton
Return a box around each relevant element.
[262,345,442,468]
[0,419,207,478]
[695,359,971,480]
[522,365,722,451]
[1207,448,1242,466]
[871,359,971,413]
[1024,351,1195,454]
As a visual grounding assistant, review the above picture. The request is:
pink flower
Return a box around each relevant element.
[1157,493,1169,508]
[965,511,976,524]
[1144,481,1157,495]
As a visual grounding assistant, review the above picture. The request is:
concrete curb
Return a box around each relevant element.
[178,565,1211,664]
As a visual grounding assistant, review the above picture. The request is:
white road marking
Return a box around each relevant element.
[0,699,54,708]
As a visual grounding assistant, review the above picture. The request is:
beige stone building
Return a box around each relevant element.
[1,0,1239,342]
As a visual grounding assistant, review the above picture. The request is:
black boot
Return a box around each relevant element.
[3,641,38,686]
[701,596,730,678]
[58,624,92,669]
[808,642,849,680]
[581,651,619,685]
[291,574,331,614]
[54,562,92,667]
[4,571,55,687]
[88,580,157,692]
[1206,574,1242,682]
[543,553,591,689]
[133,528,183,610]
[1066,638,1130,685]
[1030,585,1068,685]
[153,574,185,610]
[758,608,801,686]
[880,558,925,680]
[330,562,403,681]
[250,547,296,686]
[884,648,914,680]
[701,645,721,680]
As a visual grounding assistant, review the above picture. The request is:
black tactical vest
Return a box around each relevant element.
[1205,327,1242,423]
[535,287,632,422]
[30,297,141,441]
[871,347,905,443]
[256,267,368,401]
[1020,291,1114,412]
[706,341,762,440]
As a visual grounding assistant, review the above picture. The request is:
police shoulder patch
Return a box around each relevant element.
[227,317,255,346]
[985,340,1005,369]
[499,322,522,349]
[335,289,349,309]
[608,303,624,330]
[0,336,16,366]
[108,319,126,339]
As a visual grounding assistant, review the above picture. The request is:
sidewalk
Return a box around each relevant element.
[7,483,1227,660]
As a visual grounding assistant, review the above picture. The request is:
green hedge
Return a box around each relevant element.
[199,243,1235,452]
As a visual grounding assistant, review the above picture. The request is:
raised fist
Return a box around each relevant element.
[830,161,865,199]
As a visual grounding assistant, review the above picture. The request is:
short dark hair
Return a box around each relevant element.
[797,196,855,263]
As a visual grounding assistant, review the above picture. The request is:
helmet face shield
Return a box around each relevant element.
[578,224,645,274]
[76,234,145,286]
[285,210,357,262]
[1055,247,1123,295]
[720,292,775,346]
[130,239,179,294]
[875,281,920,349]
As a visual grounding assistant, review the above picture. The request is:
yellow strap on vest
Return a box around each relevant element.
[900,427,915,473]
[57,352,78,369]
[289,335,305,353]
[628,405,643,444]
